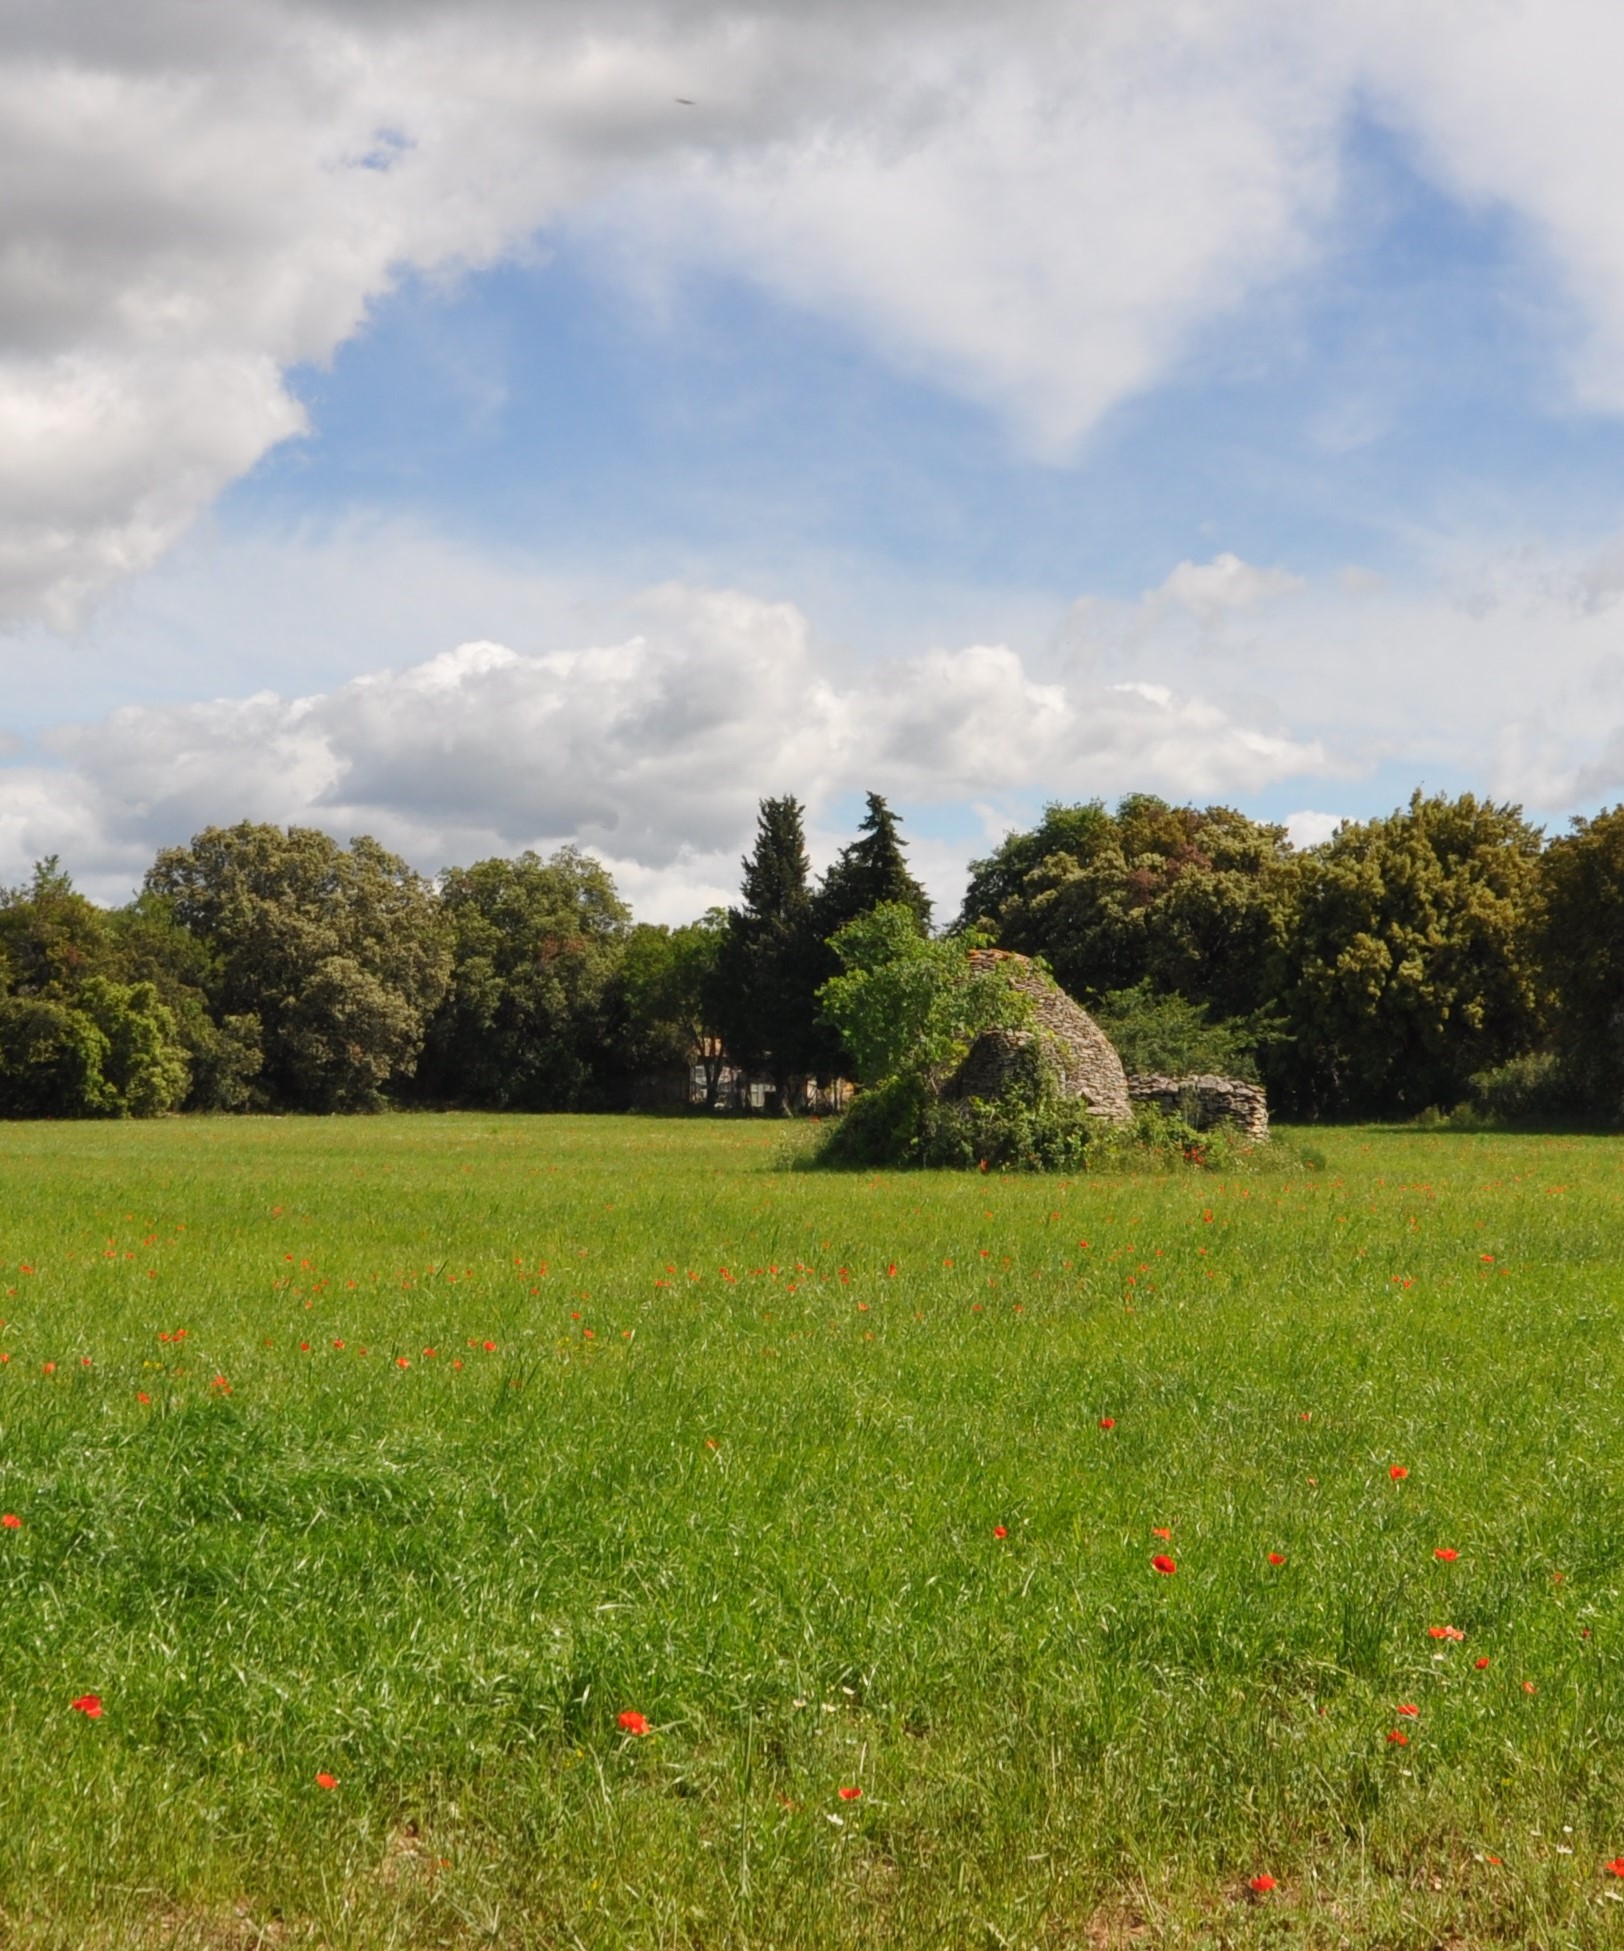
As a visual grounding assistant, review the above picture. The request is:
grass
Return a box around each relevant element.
[0,1114,1620,1946]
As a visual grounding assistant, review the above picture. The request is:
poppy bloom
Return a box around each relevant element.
[1396,1703,1419,1717]
[1428,1624,1465,1641]
[1475,1656,1491,1669]
[838,1786,862,1801]
[617,1710,651,1735]
[992,1525,1007,1539]
[1267,1552,1286,1566]
[315,1772,338,1790]
[1608,1858,1624,1878]
[70,1694,102,1718]
[1098,1417,1116,1430]
[483,1340,496,1352]
[0,1514,19,1530]
[1250,1874,1277,1893]
[1151,1554,1177,1576]
[1389,1465,1408,1481]
[1522,1680,1537,1695]
[1434,1547,1459,1562]
[396,1356,410,1369]
[1385,1729,1408,1745]
[1152,1527,1172,1540]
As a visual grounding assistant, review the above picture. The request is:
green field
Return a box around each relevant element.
[0,1115,1621,1947]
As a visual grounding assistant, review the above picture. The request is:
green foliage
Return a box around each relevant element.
[971,795,1295,1020]
[1277,791,1543,1117]
[418,847,630,1110]
[817,904,1025,1087]
[1537,804,1624,1114]
[615,911,728,1098]
[814,792,931,935]
[0,978,188,1119]
[1090,979,1279,1080]
[147,824,451,1112]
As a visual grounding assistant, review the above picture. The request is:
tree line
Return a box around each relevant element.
[1,787,1622,1121]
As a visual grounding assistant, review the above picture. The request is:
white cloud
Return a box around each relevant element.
[24,0,1624,626]
[0,579,1331,915]
[1147,552,1306,626]
[1285,809,1345,848]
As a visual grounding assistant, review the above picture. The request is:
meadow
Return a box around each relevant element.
[0,1114,1620,1947]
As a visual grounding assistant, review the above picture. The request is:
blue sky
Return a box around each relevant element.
[7,2,1624,915]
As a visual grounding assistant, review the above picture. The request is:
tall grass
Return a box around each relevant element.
[0,1114,1618,1945]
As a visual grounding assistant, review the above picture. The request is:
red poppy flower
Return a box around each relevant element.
[396,1356,410,1369]
[838,1785,862,1801]
[1475,1656,1491,1669]
[1151,1554,1177,1576]
[137,1391,150,1404]
[1396,1703,1419,1717]
[483,1340,496,1352]
[1608,1858,1624,1878]
[992,1525,1007,1539]
[70,1694,102,1718]
[0,1514,19,1530]
[1152,1527,1172,1540]
[1267,1552,1286,1566]
[1427,1624,1465,1641]
[1098,1417,1116,1430]
[1389,1465,1408,1481]
[617,1710,651,1735]
[315,1771,338,1790]
[1522,1680,1537,1694]
[1434,1547,1458,1562]
[1385,1729,1408,1745]
[1250,1874,1276,1893]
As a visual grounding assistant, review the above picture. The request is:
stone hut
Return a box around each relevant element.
[944,950,1132,1124]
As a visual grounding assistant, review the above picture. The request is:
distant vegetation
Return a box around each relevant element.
[3,786,1624,1123]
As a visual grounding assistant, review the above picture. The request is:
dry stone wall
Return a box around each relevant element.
[1126,1073,1269,1143]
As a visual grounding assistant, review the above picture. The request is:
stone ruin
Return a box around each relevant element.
[1127,1073,1269,1145]
[944,949,1268,1141]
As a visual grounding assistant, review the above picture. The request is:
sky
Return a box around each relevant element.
[8,0,1624,919]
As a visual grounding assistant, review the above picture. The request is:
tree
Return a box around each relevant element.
[818,904,1023,1087]
[1277,792,1542,1117]
[712,797,820,1103]
[146,824,450,1111]
[816,793,931,935]
[1536,805,1624,1113]
[417,847,629,1110]
[969,796,1295,1020]
[617,912,728,1102]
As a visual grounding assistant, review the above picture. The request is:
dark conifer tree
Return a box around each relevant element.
[815,792,931,937]
[713,797,819,1104]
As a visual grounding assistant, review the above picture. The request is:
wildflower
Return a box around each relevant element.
[1386,1729,1408,1745]
[1152,1527,1172,1540]
[1389,1465,1408,1481]
[0,1514,18,1529]
[1098,1417,1116,1430]
[838,1785,862,1801]
[396,1356,410,1369]
[137,1392,150,1405]
[1608,1859,1624,1878]
[993,1525,1008,1539]
[1151,1554,1177,1576]
[1267,1552,1286,1566]
[70,1694,102,1718]
[1427,1624,1465,1641]
[483,1340,496,1352]
[617,1710,651,1735]
[315,1771,338,1790]
[1250,1874,1276,1893]
[1522,1680,1537,1695]
[1475,1656,1491,1669]
[1396,1703,1419,1717]
[1434,1547,1459,1562]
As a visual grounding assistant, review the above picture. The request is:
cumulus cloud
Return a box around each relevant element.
[0,580,1330,914]
[16,0,1624,624]
[1147,552,1306,626]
